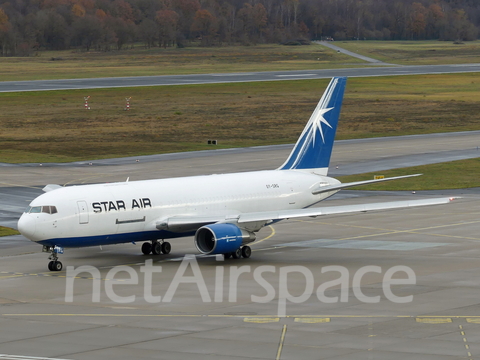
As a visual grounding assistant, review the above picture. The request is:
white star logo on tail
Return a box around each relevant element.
[311,107,333,144]
[278,77,345,171]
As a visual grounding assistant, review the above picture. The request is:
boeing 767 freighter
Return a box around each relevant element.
[18,77,454,271]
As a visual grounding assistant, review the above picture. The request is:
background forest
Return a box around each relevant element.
[0,0,479,56]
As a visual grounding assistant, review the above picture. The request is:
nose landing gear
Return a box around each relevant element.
[43,245,63,271]
[48,259,63,271]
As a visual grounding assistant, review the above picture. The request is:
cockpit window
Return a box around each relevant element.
[42,206,58,214]
[25,206,57,214]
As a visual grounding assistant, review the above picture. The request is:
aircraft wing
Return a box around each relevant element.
[156,216,226,232]
[312,174,422,195]
[156,197,455,231]
[43,184,62,192]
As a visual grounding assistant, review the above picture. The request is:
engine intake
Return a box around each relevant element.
[195,223,256,255]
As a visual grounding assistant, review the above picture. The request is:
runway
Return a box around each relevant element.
[1,131,480,359]
[2,64,480,92]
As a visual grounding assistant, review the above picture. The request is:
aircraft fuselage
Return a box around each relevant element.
[18,170,339,248]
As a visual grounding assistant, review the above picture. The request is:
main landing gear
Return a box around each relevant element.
[141,240,172,256]
[224,245,252,260]
[43,245,63,272]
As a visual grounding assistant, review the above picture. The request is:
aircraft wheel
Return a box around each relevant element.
[48,261,54,271]
[53,261,63,271]
[232,248,242,259]
[141,242,152,255]
[161,242,171,255]
[152,242,162,255]
[241,246,252,259]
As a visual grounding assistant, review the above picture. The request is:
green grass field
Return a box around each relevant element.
[0,44,365,81]
[0,226,20,237]
[337,158,480,191]
[1,73,480,164]
[336,40,480,65]
[2,41,479,82]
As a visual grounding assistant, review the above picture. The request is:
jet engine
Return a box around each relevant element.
[194,223,256,255]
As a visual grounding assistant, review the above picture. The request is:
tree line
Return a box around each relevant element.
[0,0,479,56]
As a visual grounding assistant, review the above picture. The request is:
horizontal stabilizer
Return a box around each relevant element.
[312,174,422,195]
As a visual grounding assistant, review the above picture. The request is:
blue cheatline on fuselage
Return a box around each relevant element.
[37,230,195,248]
[279,76,346,171]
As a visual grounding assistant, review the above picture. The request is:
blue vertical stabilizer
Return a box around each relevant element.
[279,77,347,174]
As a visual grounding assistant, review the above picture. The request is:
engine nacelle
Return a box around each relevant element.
[194,223,256,255]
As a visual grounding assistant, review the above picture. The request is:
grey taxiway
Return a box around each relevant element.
[1,130,480,360]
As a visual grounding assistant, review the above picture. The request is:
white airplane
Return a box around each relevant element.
[18,77,454,271]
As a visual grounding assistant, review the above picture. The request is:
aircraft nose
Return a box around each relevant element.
[17,214,37,241]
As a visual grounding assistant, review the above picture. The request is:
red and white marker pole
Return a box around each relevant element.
[84,96,90,110]
[124,97,132,111]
